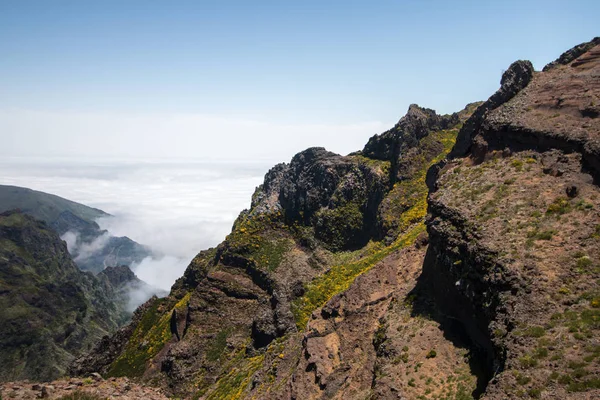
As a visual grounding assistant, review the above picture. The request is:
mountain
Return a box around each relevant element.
[69,37,600,399]
[98,265,169,314]
[0,185,152,273]
[0,210,124,382]
[71,101,478,393]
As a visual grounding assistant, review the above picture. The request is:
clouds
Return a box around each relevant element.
[0,109,390,162]
[129,255,190,294]
[0,107,389,291]
[0,158,267,291]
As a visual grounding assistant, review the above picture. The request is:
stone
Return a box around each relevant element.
[90,372,103,381]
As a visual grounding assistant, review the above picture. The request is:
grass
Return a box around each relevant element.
[206,328,231,362]
[291,223,425,329]
[522,326,546,338]
[546,197,571,215]
[291,127,458,329]
[201,350,265,400]
[107,292,192,377]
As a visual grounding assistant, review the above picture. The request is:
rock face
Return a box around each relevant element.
[362,104,460,183]
[72,102,470,398]
[0,185,152,273]
[71,38,600,400]
[423,38,600,399]
[0,211,123,382]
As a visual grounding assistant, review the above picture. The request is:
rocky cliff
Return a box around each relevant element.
[71,101,474,397]
[70,38,600,400]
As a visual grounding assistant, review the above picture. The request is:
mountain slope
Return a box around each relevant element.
[0,185,151,273]
[421,37,600,399]
[72,102,476,397]
[0,210,123,382]
[73,38,600,399]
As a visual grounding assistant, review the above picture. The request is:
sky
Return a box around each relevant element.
[1,0,599,161]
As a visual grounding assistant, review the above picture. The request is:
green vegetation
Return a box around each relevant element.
[0,184,107,225]
[522,326,546,338]
[349,155,391,177]
[314,201,365,251]
[207,328,232,362]
[107,293,191,377]
[291,223,425,329]
[226,211,293,271]
[0,212,123,382]
[201,349,265,400]
[292,127,458,329]
[546,197,571,215]
[519,355,538,368]
[426,349,437,359]
[515,373,532,385]
[511,159,524,171]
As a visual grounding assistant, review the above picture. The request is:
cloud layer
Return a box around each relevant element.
[0,158,269,291]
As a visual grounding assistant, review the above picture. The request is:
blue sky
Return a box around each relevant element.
[0,0,598,160]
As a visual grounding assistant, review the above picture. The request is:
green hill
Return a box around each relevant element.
[0,185,108,226]
[0,185,151,273]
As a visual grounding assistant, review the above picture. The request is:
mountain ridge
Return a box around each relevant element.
[3,37,599,400]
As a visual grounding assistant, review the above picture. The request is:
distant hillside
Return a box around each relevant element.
[0,210,123,381]
[0,185,151,273]
[0,185,107,225]
[98,265,169,314]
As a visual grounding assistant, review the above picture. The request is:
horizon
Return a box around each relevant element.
[1,1,599,161]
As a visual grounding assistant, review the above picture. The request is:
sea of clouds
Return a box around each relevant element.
[0,157,270,292]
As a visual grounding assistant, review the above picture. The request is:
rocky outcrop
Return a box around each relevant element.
[99,265,140,287]
[362,104,460,183]
[448,60,534,160]
[421,39,600,399]
[543,36,600,71]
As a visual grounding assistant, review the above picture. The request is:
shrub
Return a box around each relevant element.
[524,326,546,338]
[519,355,538,368]
[546,197,571,215]
[516,374,531,385]
[511,159,524,171]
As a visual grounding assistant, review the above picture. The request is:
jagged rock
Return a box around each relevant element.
[362,104,460,182]
[566,184,579,198]
[450,59,534,159]
[543,36,600,71]
[424,38,600,399]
